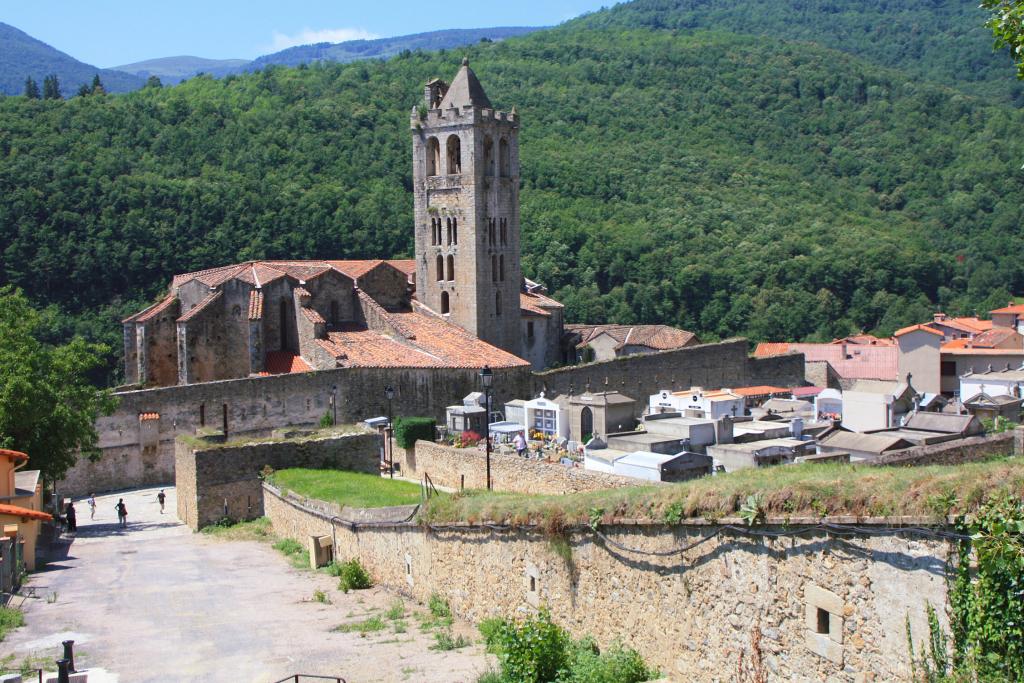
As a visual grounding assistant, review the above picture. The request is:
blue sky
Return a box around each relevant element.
[2,0,611,67]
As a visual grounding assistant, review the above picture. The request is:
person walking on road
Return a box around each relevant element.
[513,431,527,458]
[115,498,128,527]
[65,501,77,532]
[88,493,97,520]
[157,490,166,514]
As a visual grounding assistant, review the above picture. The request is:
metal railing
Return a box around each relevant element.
[421,472,439,501]
[271,676,346,683]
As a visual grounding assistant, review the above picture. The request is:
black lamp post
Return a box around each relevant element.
[384,385,395,478]
[330,384,338,426]
[479,365,493,490]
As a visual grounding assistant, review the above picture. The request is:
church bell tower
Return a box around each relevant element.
[411,59,522,356]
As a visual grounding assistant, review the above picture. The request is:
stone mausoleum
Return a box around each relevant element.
[123,60,568,386]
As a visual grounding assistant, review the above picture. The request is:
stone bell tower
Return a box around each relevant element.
[411,58,522,356]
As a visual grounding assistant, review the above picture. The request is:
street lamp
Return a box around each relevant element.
[330,385,337,427]
[384,385,395,479]
[479,366,493,490]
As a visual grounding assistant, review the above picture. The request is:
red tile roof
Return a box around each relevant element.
[0,503,52,522]
[754,342,898,381]
[521,290,563,317]
[733,385,788,397]
[388,259,416,276]
[0,449,28,463]
[177,290,222,322]
[262,352,312,375]
[990,303,1024,314]
[317,309,529,370]
[829,334,894,346]
[124,294,177,324]
[301,307,325,324]
[248,290,264,320]
[790,386,824,398]
[894,324,944,338]
[941,327,1024,350]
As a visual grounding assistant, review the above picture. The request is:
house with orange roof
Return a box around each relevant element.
[0,449,51,571]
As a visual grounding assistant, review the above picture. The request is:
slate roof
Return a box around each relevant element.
[438,60,493,109]
[568,324,695,351]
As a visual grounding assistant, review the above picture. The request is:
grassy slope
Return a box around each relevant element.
[271,468,425,508]
[420,456,1024,527]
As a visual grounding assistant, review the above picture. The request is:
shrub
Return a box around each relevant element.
[431,629,472,651]
[493,607,569,683]
[479,616,511,653]
[394,416,436,449]
[557,638,657,683]
[319,411,335,428]
[461,430,482,445]
[0,607,25,641]
[428,592,451,619]
[337,558,372,592]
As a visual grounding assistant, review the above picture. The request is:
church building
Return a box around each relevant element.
[122,60,565,387]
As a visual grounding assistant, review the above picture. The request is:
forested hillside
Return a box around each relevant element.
[0,28,1022,381]
[0,22,144,96]
[571,0,1024,106]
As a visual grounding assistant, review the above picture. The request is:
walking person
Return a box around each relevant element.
[115,498,128,527]
[157,490,166,514]
[513,430,527,458]
[88,493,97,520]
[65,501,77,532]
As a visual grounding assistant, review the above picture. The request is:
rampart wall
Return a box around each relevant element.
[264,484,952,683]
[868,431,1014,467]
[63,338,805,495]
[175,430,379,530]
[395,440,644,494]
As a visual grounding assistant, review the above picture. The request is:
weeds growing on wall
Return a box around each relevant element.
[478,608,658,683]
[907,493,1024,682]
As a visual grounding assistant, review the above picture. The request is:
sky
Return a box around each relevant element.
[1,0,612,67]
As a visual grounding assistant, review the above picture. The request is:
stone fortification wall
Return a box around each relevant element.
[869,430,1014,467]
[397,440,643,494]
[176,430,379,530]
[62,363,531,496]
[532,339,804,399]
[265,485,952,682]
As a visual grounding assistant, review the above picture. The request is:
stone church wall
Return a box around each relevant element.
[264,484,952,683]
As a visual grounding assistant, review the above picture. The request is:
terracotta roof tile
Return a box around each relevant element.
[263,352,312,375]
[248,290,264,320]
[388,259,416,276]
[177,290,222,323]
[894,324,944,338]
[521,291,563,317]
[124,294,177,324]
[755,342,898,381]
[0,449,28,463]
[328,259,387,280]
[0,503,52,522]
[566,324,695,351]
[990,303,1024,314]
[754,342,791,356]
[301,307,325,324]
[733,385,789,397]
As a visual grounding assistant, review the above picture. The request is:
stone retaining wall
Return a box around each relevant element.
[176,430,379,530]
[396,440,646,494]
[264,484,952,682]
[869,430,1014,467]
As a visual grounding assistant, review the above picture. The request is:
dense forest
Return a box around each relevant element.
[571,0,1024,106]
[1,24,1023,382]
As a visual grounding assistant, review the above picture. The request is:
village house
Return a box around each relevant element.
[0,449,50,572]
[566,323,697,362]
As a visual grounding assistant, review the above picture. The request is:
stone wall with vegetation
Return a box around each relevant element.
[264,484,951,682]
[176,430,379,530]
[869,430,1014,467]
[397,440,645,494]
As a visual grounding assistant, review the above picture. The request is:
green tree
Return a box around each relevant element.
[41,74,61,100]
[982,0,1024,78]
[145,75,163,89]
[0,287,117,481]
[91,74,105,95]
[23,76,39,99]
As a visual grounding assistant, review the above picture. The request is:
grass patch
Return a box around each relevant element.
[430,629,471,651]
[272,538,308,568]
[419,593,454,631]
[200,516,273,541]
[0,607,25,642]
[334,615,386,634]
[386,599,406,620]
[420,456,1024,529]
[312,589,330,604]
[270,468,428,508]
[392,619,408,634]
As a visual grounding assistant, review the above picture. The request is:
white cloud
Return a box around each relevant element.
[268,27,379,52]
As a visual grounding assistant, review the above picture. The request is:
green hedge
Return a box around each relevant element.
[394,417,436,449]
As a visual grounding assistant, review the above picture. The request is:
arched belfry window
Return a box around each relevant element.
[446,255,455,281]
[426,137,440,177]
[430,218,437,246]
[483,136,495,176]
[495,291,502,316]
[447,135,462,175]
[441,291,450,314]
[330,300,339,325]
[499,138,510,177]
[436,255,444,281]
[499,255,505,282]
[446,218,452,246]
[452,217,458,245]
[492,255,498,282]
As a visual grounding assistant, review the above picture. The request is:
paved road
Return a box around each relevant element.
[5,487,490,683]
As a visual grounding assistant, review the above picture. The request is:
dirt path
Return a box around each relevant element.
[4,487,492,683]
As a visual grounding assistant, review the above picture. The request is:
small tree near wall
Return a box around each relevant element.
[394,417,436,449]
